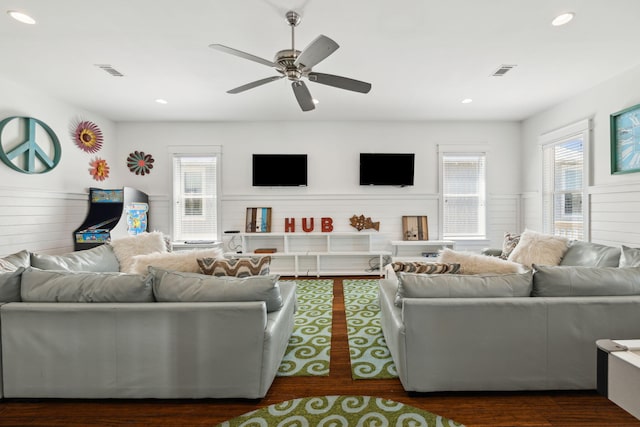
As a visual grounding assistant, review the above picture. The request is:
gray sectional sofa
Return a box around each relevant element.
[0,243,296,399]
[381,240,640,393]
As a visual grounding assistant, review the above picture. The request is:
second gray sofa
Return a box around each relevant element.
[381,240,640,392]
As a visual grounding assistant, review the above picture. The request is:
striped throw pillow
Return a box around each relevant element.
[198,256,271,277]
[391,261,461,274]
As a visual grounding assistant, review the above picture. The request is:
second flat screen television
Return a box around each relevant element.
[253,154,308,186]
[360,153,415,186]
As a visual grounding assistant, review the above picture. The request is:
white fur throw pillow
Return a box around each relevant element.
[507,229,569,268]
[439,248,526,275]
[110,232,167,273]
[130,248,224,275]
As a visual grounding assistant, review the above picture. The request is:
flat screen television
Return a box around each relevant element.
[252,154,308,187]
[359,153,415,186]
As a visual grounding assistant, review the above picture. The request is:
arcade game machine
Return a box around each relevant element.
[74,187,149,251]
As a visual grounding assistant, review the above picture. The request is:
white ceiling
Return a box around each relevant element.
[3,0,640,122]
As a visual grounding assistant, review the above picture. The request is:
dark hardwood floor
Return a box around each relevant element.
[0,277,638,426]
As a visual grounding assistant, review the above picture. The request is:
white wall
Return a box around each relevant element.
[0,76,117,255]
[116,121,521,249]
[521,64,640,246]
[0,73,522,256]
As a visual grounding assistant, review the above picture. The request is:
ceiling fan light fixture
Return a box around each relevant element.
[552,12,574,26]
[7,10,36,25]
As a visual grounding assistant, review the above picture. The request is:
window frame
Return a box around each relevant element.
[539,119,591,241]
[438,144,488,240]
[169,145,222,242]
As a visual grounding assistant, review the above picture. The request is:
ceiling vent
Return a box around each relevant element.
[94,64,124,77]
[491,64,517,77]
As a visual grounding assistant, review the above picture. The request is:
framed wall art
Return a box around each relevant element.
[611,102,640,175]
[246,207,272,232]
[402,216,428,241]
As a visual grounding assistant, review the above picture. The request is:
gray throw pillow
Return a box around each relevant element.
[395,271,533,307]
[0,250,31,270]
[21,268,154,302]
[532,264,640,297]
[0,267,25,302]
[559,240,620,267]
[619,245,640,267]
[31,245,120,272]
[151,267,283,312]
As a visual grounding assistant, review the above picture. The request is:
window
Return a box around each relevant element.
[541,120,590,240]
[171,149,220,242]
[440,151,487,239]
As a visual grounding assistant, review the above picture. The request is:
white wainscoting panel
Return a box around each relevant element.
[589,183,640,247]
[0,187,87,256]
[221,193,440,253]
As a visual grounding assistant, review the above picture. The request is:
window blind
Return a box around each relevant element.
[542,137,583,240]
[442,153,486,238]
[172,155,218,241]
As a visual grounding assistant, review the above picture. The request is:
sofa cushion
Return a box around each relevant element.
[109,231,167,273]
[439,248,525,274]
[559,240,620,267]
[151,267,283,312]
[0,250,30,270]
[619,245,640,267]
[30,245,120,272]
[394,270,533,306]
[507,229,569,268]
[130,248,224,275]
[532,264,640,297]
[198,256,270,277]
[0,267,25,302]
[390,261,461,274]
[500,232,521,259]
[21,267,154,302]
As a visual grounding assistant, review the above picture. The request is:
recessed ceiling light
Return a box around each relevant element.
[7,10,36,24]
[552,12,574,26]
[155,99,168,105]
[461,98,473,104]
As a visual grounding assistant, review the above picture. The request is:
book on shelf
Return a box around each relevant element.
[254,248,277,254]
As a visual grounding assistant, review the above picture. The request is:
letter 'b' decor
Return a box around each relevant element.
[0,116,62,174]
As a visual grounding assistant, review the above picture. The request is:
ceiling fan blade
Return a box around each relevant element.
[209,44,279,68]
[294,35,339,70]
[227,76,284,94]
[291,81,315,111]
[307,72,372,94]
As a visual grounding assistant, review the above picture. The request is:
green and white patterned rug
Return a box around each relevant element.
[277,279,333,377]
[344,279,398,379]
[218,395,464,426]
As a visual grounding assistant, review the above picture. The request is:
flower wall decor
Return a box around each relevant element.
[89,157,110,181]
[127,150,154,175]
[71,120,103,153]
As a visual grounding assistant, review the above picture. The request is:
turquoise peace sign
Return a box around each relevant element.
[0,116,62,174]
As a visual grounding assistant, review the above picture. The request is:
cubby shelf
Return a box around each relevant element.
[390,239,455,262]
[223,232,390,277]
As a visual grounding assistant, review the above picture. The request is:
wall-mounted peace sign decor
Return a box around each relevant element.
[0,116,62,174]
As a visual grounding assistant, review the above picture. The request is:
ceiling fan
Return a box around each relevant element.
[209,10,372,112]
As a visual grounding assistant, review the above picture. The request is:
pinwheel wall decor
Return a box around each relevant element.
[71,120,103,153]
[127,150,154,175]
[89,157,109,181]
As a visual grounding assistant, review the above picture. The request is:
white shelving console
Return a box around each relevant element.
[390,240,455,262]
[224,232,390,277]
